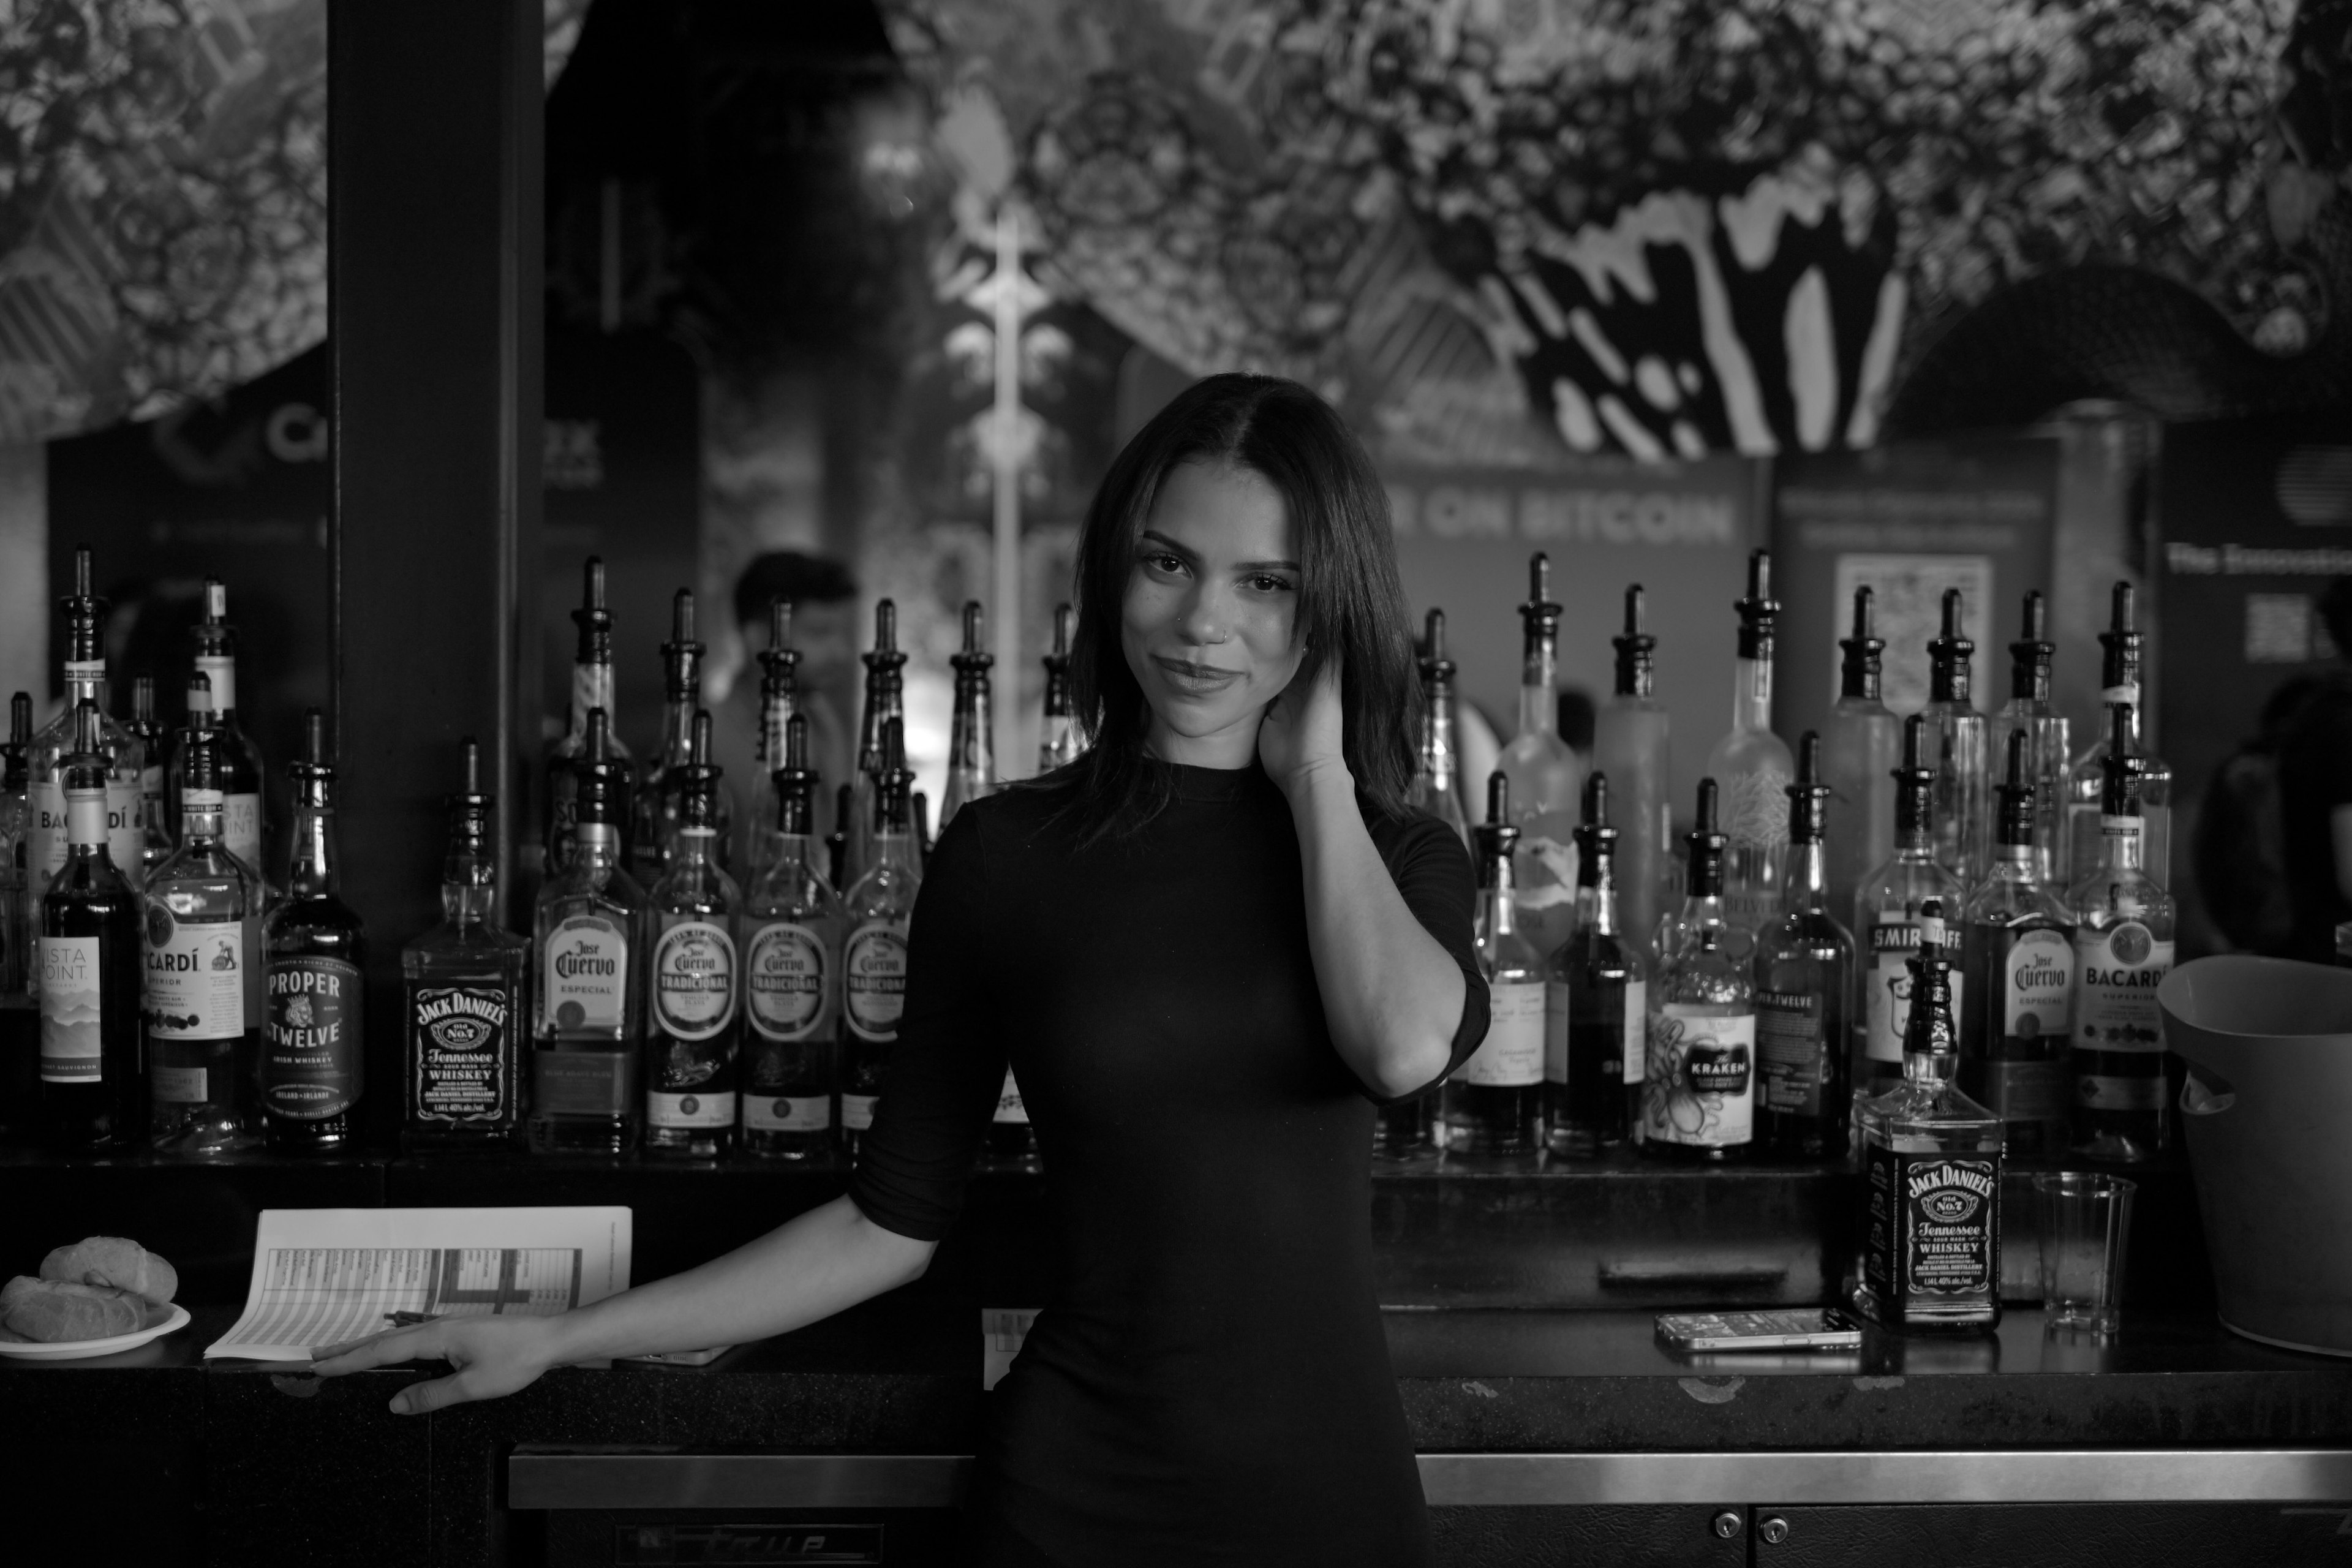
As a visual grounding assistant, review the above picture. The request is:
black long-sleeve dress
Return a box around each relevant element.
[850,760,1489,1567]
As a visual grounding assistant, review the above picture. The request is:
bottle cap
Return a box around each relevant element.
[1786,731,1830,843]
[1420,608,1456,684]
[1612,585,1655,697]
[1687,777,1728,895]
[2008,590,2055,700]
[1995,726,2038,846]
[864,598,907,672]
[1574,770,1616,884]
[1928,588,1973,703]
[1519,554,1564,636]
[952,600,993,676]
[1735,550,1778,659]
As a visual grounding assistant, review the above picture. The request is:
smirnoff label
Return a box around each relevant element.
[263,955,363,1119]
[845,922,907,1041]
[994,1068,1030,1126]
[1865,915,1966,1064]
[745,921,827,1041]
[543,914,628,1031]
[142,905,245,1039]
[38,935,103,1082]
[2002,928,2074,1038]
[410,984,513,1124]
[1461,981,1545,1087]
[653,919,737,1040]
[2074,922,2172,1053]
[1640,1005,1754,1148]
[1864,1147,2002,1310]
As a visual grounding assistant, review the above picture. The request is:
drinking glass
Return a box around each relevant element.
[2035,1172,2136,1335]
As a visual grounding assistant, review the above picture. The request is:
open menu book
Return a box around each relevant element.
[205,1207,633,1361]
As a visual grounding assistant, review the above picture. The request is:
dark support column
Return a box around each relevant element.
[329,0,543,1140]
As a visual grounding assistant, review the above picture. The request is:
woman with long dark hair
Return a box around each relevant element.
[314,373,1490,1566]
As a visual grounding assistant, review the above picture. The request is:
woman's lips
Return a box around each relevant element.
[1152,654,1243,693]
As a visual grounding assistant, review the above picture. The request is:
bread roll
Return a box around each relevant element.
[40,1237,177,1306]
[2,1277,146,1341]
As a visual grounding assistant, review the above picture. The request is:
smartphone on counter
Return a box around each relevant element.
[1654,1308,1861,1352]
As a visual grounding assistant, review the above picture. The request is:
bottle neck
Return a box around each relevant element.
[1519,631,1558,737]
[1581,853,1619,935]
[869,826,919,876]
[1990,840,2038,882]
[1895,784,1933,853]
[179,797,224,845]
[569,661,616,739]
[1903,1039,1958,1085]
[1731,655,1773,733]
[1931,659,1972,706]
[66,786,108,852]
[670,823,718,873]
[2101,695,2144,752]
[757,683,793,766]
[950,684,995,779]
[64,660,104,709]
[1839,649,1880,702]
[2098,812,2145,873]
[1782,837,1830,908]
[2011,657,2052,703]
[288,801,339,896]
[1482,878,1518,941]
[443,854,494,925]
[1422,680,1457,784]
[571,821,620,874]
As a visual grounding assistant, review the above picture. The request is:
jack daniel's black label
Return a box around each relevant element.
[1862,1145,2001,1321]
[410,984,514,1125]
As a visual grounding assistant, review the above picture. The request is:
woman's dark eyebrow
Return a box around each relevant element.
[1139,529,1299,575]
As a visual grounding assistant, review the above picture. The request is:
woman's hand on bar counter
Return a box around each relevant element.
[307,1196,936,1414]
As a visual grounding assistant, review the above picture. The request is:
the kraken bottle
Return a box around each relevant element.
[181,578,269,875]
[1992,592,2070,887]
[1921,589,1991,888]
[644,712,742,1160]
[1499,554,1585,956]
[1855,715,1966,1097]
[1442,774,1544,1156]
[943,601,996,827]
[546,557,635,876]
[632,590,737,884]
[2068,703,2174,1163]
[1594,585,1670,953]
[2065,582,2171,888]
[1641,779,1755,1161]
[845,600,908,889]
[40,704,145,1151]
[1406,609,1470,847]
[1961,729,2075,1160]
[1823,587,1899,928]
[745,597,799,883]
[1545,772,1645,1157]
[1038,603,1084,774]
[1706,550,1793,951]
[28,547,145,888]
[1753,733,1854,1159]
[262,711,366,1153]
[127,675,175,879]
[741,715,843,1159]
[840,718,918,1155]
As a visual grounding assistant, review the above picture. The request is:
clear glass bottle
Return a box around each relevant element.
[546,557,636,877]
[1853,897,2003,1331]
[1961,729,2075,1161]
[1706,549,1793,952]
[2067,703,2174,1163]
[1855,714,1967,1098]
[1038,603,1084,773]
[529,708,648,1155]
[1406,608,1470,848]
[262,710,366,1154]
[2065,582,2172,889]
[631,590,737,885]
[402,739,529,1153]
[1499,554,1585,957]
[744,597,799,883]
[1992,592,2070,888]
[1754,733,1853,1159]
[644,711,742,1161]
[741,714,843,1160]
[28,547,145,889]
[1594,585,1671,952]
[176,579,269,877]
[826,783,851,908]
[1443,773,1544,1156]
[145,718,262,1155]
[840,718,919,1156]
[1641,778,1755,1160]
[39,704,146,1151]
[1545,771,1645,1157]
[1920,589,1991,888]
[1824,586,1900,930]
[844,600,907,891]
[0,693,32,1136]
[127,674,175,879]
[943,601,996,829]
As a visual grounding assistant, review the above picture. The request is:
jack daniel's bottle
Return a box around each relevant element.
[644,711,741,1161]
[741,714,842,1159]
[262,711,366,1153]
[1855,899,2003,1332]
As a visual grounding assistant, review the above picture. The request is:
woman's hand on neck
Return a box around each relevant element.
[1257,657,1351,804]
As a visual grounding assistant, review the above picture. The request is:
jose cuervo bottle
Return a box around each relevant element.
[644,711,742,1159]
[741,714,843,1159]
[840,717,918,1153]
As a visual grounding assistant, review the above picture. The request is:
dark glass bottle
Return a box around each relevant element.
[262,710,367,1153]
[127,674,175,879]
[644,711,742,1161]
[741,714,843,1160]
[39,703,146,1151]
[546,557,635,876]
[1640,778,1755,1161]
[1961,729,2076,1160]
[1753,733,1854,1159]
[1545,772,1645,1157]
[1855,715,1965,1098]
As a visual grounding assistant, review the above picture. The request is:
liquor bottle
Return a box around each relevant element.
[1754,733,1854,1159]
[1855,715,1966,1097]
[2065,582,2172,888]
[529,707,648,1155]
[546,558,635,875]
[127,674,175,878]
[1823,587,1899,928]
[1920,589,1991,887]
[1641,778,1755,1160]
[644,710,742,1160]
[1406,609,1470,848]
[0,693,36,1134]
[741,714,843,1160]
[1961,729,2075,1159]
[1545,771,1645,1156]
[631,590,737,884]
[1498,554,1584,956]
[1706,549,1793,949]
[262,710,366,1153]
[402,738,529,1152]
[1853,897,2003,1332]
[1038,603,1083,772]
[826,783,851,895]
[39,703,146,1150]
[28,547,145,888]
[840,717,918,1155]
[744,597,799,882]
[1594,585,1670,953]
[176,578,268,876]
[943,601,996,827]
[1440,773,1544,1156]
[2067,703,2174,1163]
[845,600,907,889]
[1992,592,2070,887]
[145,713,262,1155]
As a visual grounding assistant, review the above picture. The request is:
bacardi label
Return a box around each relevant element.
[2001,928,2073,1037]
[38,935,103,1082]
[993,1068,1030,1125]
[745,1095,831,1133]
[2075,922,2171,1054]
[1461,981,1544,1087]
[142,906,245,1039]
[543,914,628,1032]
[1863,1146,2001,1316]
[410,984,513,1125]
[1756,988,1826,1115]
[653,919,737,1040]
[845,921,907,1041]
[745,921,827,1040]
[1640,1005,1754,1148]
[1865,916,1966,1065]
[263,954,362,1119]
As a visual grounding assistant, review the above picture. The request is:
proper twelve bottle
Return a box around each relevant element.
[740,714,842,1159]
[39,703,145,1151]
[1642,778,1755,1161]
[1545,772,1645,1157]
[644,712,742,1160]
[1444,773,1544,1156]
[840,717,918,1153]
[1594,586,1670,949]
[1706,551,1793,949]
[1960,729,2076,1159]
[262,711,366,1153]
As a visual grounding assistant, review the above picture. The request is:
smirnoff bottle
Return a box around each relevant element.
[1038,603,1083,772]
[1855,715,1966,1096]
[1406,608,1470,847]
[1992,592,2069,886]
[1545,772,1645,1156]
[1498,554,1584,956]
[1853,898,2003,1332]
[840,717,918,1155]
[1641,778,1755,1161]
[632,590,737,884]
[1594,586,1670,952]
[845,600,907,889]
[644,711,741,1160]
[1961,729,2075,1159]
[1706,550,1793,949]
[402,739,529,1152]
[178,578,268,875]
[39,703,146,1150]
[1823,587,1899,927]
[144,714,262,1155]
[262,711,366,1153]
[2067,703,2174,1163]
[1753,733,1854,1159]
[745,597,801,882]
[127,675,175,878]
[1442,773,1544,1156]
[741,714,843,1159]
[29,548,145,886]
[943,601,996,827]
[546,557,635,875]
[529,708,647,1154]
[2065,582,2171,888]
[1921,589,1991,887]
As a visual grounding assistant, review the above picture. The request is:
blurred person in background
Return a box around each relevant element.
[716,552,859,844]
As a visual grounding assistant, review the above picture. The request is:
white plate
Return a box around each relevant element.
[0,1302,190,1361]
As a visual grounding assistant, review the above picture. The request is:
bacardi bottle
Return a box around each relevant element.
[262,710,366,1153]
[2065,582,2171,888]
[2067,703,2174,1162]
[1706,550,1793,951]
[1038,603,1084,772]
[1406,609,1471,848]
[127,674,175,878]
[845,600,907,889]
[1545,771,1645,1157]
[644,711,741,1160]
[745,597,800,883]
[28,548,145,887]
[1854,898,2003,1332]
[741,714,842,1159]
[1920,589,1991,888]
[840,718,918,1155]
[529,708,647,1155]
[546,557,635,876]
[181,578,269,875]
[943,601,995,827]
[39,704,145,1150]
[632,590,737,883]
[1855,715,1966,1096]
[1992,592,2069,887]
[1641,778,1755,1160]
[1961,729,2075,1159]
[402,739,529,1152]
[1498,554,1584,956]
[1824,586,1899,929]
[1753,733,1854,1159]
[1442,773,1544,1156]
[1594,586,1670,953]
